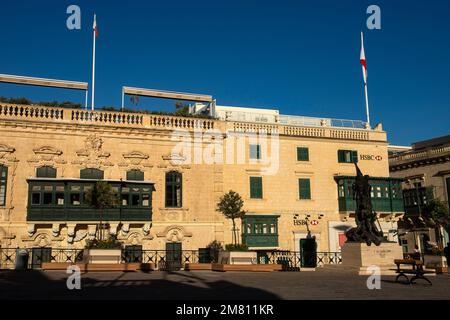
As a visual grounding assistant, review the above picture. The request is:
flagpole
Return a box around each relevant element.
[361,32,370,128]
[121,87,124,110]
[91,13,96,111]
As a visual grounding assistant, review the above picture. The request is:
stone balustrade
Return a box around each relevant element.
[0,103,385,141]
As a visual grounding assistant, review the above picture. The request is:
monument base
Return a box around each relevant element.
[341,242,403,275]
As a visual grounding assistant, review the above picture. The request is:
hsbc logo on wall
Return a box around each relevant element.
[360,154,383,161]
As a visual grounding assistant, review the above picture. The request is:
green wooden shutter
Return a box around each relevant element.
[351,151,359,163]
[338,150,345,163]
[250,177,263,199]
[297,147,309,161]
[299,179,311,199]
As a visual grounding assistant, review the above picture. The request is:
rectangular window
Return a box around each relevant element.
[131,194,140,206]
[250,177,263,199]
[43,192,53,205]
[70,194,81,205]
[299,178,311,200]
[56,193,65,205]
[142,194,150,207]
[0,166,7,206]
[338,150,358,163]
[32,193,41,205]
[297,147,309,161]
[249,144,261,160]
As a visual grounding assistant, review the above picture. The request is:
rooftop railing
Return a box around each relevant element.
[0,103,384,141]
[219,110,369,129]
[389,145,450,164]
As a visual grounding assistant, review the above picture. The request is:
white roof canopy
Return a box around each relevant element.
[122,86,213,103]
[0,74,88,91]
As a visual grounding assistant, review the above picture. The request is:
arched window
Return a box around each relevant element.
[165,171,182,208]
[0,165,7,206]
[36,166,57,178]
[80,168,104,180]
[127,170,144,181]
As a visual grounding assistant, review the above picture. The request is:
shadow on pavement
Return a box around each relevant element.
[0,270,281,300]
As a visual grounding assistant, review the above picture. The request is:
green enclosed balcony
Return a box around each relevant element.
[403,187,434,216]
[335,176,405,214]
[27,179,155,222]
[242,215,279,248]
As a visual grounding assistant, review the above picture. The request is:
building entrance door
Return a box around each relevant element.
[31,247,52,269]
[300,239,317,268]
[164,242,182,271]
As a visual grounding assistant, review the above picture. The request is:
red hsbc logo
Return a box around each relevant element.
[310,220,319,226]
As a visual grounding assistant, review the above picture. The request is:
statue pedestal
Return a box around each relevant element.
[341,242,403,275]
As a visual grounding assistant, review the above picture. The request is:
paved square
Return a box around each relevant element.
[1,268,450,300]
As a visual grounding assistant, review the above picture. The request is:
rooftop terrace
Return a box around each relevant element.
[0,103,386,142]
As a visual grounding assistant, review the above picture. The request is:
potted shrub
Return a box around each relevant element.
[216,191,256,265]
[83,237,123,264]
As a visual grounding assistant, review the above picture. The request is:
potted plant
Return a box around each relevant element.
[216,191,256,265]
[422,199,450,273]
[83,182,122,264]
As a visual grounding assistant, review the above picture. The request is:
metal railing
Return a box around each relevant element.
[1,248,342,270]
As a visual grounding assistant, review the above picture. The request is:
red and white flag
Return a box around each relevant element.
[93,14,99,38]
[360,32,367,84]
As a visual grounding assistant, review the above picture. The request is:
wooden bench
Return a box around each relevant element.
[393,259,434,285]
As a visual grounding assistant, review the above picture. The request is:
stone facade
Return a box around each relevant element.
[0,103,400,252]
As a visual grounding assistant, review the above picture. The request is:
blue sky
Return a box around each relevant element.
[0,0,449,145]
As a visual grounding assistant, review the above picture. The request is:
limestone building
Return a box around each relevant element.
[389,135,450,252]
[0,101,404,258]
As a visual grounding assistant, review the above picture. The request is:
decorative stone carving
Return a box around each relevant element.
[73,230,88,242]
[33,233,51,247]
[67,224,76,244]
[27,224,35,237]
[52,224,60,237]
[142,223,152,236]
[28,146,65,165]
[127,232,142,245]
[156,225,192,242]
[118,150,152,170]
[121,223,130,236]
[0,144,15,161]
[72,134,113,168]
[109,224,119,237]
[87,225,97,240]
[162,153,187,166]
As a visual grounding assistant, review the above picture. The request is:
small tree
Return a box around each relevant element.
[84,181,118,240]
[216,190,246,246]
[423,199,450,235]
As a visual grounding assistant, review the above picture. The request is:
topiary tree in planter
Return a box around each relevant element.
[84,181,119,241]
[216,190,246,247]
[423,199,450,249]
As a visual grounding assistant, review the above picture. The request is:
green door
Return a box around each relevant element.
[124,245,142,263]
[31,247,52,269]
[165,242,182,271]
[300,239,317,268]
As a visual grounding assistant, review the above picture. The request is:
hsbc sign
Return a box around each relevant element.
[360,154,383,161]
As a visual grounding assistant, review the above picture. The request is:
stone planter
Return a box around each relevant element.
[424,255,448,273]
[218,251,257,265]
[83,249,122,264]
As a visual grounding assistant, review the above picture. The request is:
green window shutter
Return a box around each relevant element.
[250,177,263,199]
[297,147,309,161]
[0,165,7,206]
[127,170,144,181]
[37,166,57,178]
[351,151,359,163]
[299,179,311,199]
[250,144,261,160]
[338,150,345,163]
[80,168,104,180]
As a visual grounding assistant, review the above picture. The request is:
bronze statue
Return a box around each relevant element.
[345,163,385,246]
